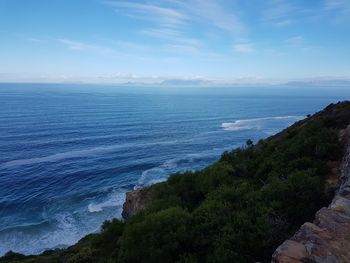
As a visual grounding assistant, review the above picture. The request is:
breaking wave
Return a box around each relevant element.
[222,116,304,132]
[0,191,125,256]
[136,149,233,189]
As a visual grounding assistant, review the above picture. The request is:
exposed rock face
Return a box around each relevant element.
[122,187,152,220]
[272,126,350,263]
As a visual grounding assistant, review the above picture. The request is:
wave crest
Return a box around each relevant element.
[222,115,303,132]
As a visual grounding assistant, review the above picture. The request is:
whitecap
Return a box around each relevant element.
[222,115,304,131]
[87,203,103,213]
[136,150,226,189]
[136,162,177,189]
[87,191,125,213]
[0,191,125,256]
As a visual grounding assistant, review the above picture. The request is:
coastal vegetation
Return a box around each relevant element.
[2,101,350,263]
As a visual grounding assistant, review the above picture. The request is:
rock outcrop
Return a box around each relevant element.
[272,126,350,263]
[122,187,152,220]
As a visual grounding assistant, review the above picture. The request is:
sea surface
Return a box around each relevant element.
[0,83,349,255]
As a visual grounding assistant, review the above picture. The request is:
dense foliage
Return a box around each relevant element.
[2,101,350,263]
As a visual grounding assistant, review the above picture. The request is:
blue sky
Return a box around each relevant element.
[0,0,350,84]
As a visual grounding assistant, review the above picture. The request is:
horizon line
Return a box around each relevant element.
[1,76,350,87]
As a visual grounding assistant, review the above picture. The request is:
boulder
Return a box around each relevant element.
[122,187,152,220]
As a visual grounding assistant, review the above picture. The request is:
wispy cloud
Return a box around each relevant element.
[325,0,350,11]
[262,0,293,22]
[106,0,245,38]
[284,35,304,46]
[324,0,350,22]
[261,0,320,26]
[23,37,43,43]
[105,0,246,57]
[180,0,245,34]
[261,0,350,28]
[163,44,200,55]
[283,36,321,53]
[275,19,293,27]
[142,27,203,46]
[233,43,254,54]
[233,39,255,54]
[58,39,115,55]
[114,41,149,52]
[106,1,206,55]
[106,1,187,26]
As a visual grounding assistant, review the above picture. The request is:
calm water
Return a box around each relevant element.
[0,83,349,255]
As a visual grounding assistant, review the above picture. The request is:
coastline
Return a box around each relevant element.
[2,101,350,262]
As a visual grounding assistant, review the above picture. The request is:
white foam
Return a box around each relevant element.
[136,160,178,189]
[136,150,227,189]
[87,192,125,213]
[0,191,126,256]
[87,204,103,213]
[222,115,303,131]
[0,213,82,256]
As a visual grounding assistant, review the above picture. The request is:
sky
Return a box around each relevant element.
[0,0,350,84]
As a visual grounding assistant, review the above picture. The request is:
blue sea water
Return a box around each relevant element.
[0,83,349,255]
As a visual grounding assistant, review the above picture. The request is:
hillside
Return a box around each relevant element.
[2,101,350,263]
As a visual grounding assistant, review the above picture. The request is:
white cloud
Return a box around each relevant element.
[2,71,349,86]
[233,43,254,54]
[275,19,293,27]
[233,38,255,54]
[283,36,321,53]
[114,41,149,52]
[142,27,180,38]
[142,27,203,46]
[23,37,43,43]
[104,0,247,60]
[325,0,350,10]
[284,36,304,46]
[106,1,187,26]
[106,0,245,35]
[163,44,200,55]
[58,39,114,55]
[262,0,292,21]
[261,0,319,26]
[324,0,350,22]
[181,0,245,34]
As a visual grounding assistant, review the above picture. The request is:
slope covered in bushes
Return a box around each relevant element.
[2,101,350,263]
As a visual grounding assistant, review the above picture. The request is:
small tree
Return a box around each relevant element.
[246,139,253,147]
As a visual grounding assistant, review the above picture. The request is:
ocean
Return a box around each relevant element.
[0,83,349,255]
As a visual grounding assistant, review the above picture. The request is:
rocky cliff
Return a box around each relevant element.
[122,187,152,220]
[272,125,350,263]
